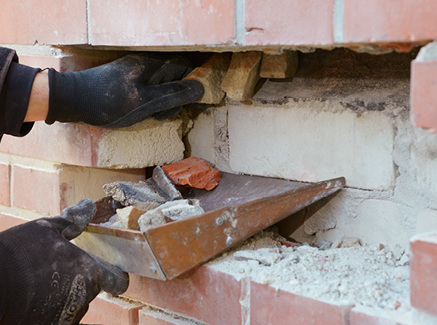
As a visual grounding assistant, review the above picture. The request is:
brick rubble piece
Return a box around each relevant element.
[116,206,146,230]
[162,156,221,190]
[260,51,299,79]
[183,53,231,104]
[221,51,263,101]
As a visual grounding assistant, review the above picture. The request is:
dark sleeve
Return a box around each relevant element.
[0,47,40,141]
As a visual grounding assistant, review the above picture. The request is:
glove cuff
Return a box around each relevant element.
[46,68,72,125]
[0,62,40,138]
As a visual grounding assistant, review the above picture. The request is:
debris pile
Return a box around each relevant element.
[208,230,411,315]
[101,157,219,232]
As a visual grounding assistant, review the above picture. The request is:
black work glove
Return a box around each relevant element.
[46,54,204,128]
[0,199,129,325]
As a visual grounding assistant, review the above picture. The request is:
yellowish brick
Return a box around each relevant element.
[221,51,263,101]
[184,53,231,104]
[260,51,299,79]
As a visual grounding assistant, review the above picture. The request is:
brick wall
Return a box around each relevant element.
[1,1,437,324]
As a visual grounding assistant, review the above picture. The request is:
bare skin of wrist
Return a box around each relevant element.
[24,70,49,122]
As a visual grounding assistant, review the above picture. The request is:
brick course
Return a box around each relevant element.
[410,232,437,316]
[89,0,235,46]
[81,293,144,325]
[0,0,87,45]
[343,0,437,43]
[124,267,243,325]
[244,0,335,46]
[0,163,10,207]
[11,162,144,216]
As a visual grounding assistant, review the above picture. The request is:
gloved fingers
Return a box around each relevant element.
[104,79,204,128]
[60,199,96,240]
[147,57,194,85]
[91,255,129,295]
[34,199,96,240]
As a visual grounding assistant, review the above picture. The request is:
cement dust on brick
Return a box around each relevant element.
[207,230,411,319]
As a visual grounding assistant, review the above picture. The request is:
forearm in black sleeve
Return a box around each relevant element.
[0,47,40,140]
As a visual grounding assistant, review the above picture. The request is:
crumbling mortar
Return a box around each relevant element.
[214,107,232,172]
[140,303,208,325]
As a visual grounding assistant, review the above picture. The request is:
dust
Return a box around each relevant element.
[207,230,410,314]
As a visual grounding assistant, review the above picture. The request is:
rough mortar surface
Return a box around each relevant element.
[208,231,411,321]
[97,118,184,168]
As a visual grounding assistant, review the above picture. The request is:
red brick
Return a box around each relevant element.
[19,52,125,72]
[0,163,11,206]
[244,0,335,46]
[81,293,144,325]
[89,0,235,46]
[0,110,184,169]
[0,214,27,232]
[12,164,144,216]
[162,156,221,190]
[13,166,64,216]
[350,307,411,325]
[0,0,87,45]
[0,122,106,167]
[343,0,437,43]
[250,281,353,325]
[410,233,437,316]
[124,266,242,325]
[410,60,437,133]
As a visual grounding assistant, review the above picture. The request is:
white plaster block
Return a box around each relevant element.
[97,119,185,168]
[321,198,415,249]
[186,111,215,163]
[416,208,437,234]
[228,103,395,190]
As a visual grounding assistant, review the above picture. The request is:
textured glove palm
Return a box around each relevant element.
[46,54,204,128]
[0,199,129,325]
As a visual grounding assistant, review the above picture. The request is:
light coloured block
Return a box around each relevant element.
[186,110,215,163]
[228,102,395,190]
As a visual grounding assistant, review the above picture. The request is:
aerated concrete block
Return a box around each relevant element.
[97,119,185,168]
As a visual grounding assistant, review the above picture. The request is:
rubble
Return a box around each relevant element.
[208,231,411,314]
[260,51,299,79]
[183,53,231,104]
[103,166,182,210]
[116,206,146,230]
[138,199,204,232]
[221,51,263,101]
[162,156,221,190]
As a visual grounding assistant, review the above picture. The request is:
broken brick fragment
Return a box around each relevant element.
[161,156,221,190]
[221,51,262,101]
[116,206,147,230]
[260,50,299,79]
[183,53,231,104]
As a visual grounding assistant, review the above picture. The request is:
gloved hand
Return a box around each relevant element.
[46,54,204,128]
[0,199,129,325]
